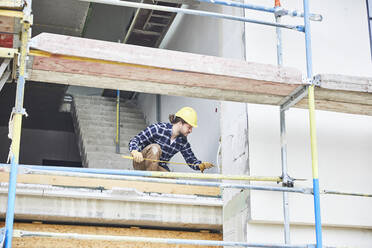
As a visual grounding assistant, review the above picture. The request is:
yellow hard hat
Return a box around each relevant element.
[175,107,198,127]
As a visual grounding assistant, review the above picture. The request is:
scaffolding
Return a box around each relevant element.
[0,0,371,248]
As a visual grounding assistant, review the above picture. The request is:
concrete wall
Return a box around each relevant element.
[135,0,372,246]
[0,127,81,165]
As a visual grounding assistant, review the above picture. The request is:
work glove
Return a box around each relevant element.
[199,162,214,173]
[131,150,144,163]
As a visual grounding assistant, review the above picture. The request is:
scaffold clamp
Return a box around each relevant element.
[12,107,28,117]
[312,74,321,86]
[274,7,286,17]
[303,75,321,86]
[280,174,295,188]
[21,14,33,25]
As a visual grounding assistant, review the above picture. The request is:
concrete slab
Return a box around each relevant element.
[0,183,222,230]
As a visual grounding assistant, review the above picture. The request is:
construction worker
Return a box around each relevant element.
[128,107,214,172]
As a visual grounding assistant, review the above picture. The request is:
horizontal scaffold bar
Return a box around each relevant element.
[0,164,310,194]
[77,0,304,31]
[322,190,372,198]
[2,164,370,197]
[12,229,315,248]
[5,163,285,182]
[196,0,322,21]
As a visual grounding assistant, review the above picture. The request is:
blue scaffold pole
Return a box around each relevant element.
[303,0,323,247]
[4,157,19,248]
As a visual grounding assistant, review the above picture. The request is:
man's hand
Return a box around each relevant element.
[199,162,214,173]
[131,150,144,163]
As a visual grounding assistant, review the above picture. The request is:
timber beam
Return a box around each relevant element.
[27,33,372,116]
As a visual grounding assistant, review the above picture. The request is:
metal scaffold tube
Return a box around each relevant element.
[2,164,370,197]
[1,163,287,182]
[115,89,120,154]
[196,0,322,21]
[4,1,32,247]
[303,0,323,247]
[275,0,290,243]
[280,109,291,244]
[77,0,305,32]
[0,164,288,182]
[1,164,310,194]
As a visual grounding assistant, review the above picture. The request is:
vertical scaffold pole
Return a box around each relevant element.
[275,0,290,244]
[275,0,283,66]
[280,110,291,244]
[303,0,322,247]
[4,13,31,248]
[116,89,120,154]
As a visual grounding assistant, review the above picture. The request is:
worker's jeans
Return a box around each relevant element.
[132,144,168,171]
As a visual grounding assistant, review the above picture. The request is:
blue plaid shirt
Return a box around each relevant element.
[129,122,201,171]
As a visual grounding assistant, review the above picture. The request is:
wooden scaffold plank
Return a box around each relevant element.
[27,33,372,116]
[0,0,24,8]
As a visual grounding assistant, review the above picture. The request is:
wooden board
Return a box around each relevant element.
[0,172,221,196]
[28,65,372,116]
[28,33,372,116]
[30,33,302,84]
[317,74,372,93]
[29,68,286,105]
[3,222,222,248]
[296,97,372,116]
[0,16,15,33]
[31,55,298,99]
[0,34,13,48]
[0,0,23,8]
[0,16,15,48]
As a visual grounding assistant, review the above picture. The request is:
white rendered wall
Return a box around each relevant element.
[244,0,372,246]
[244,0,372,76]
